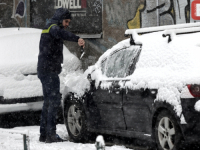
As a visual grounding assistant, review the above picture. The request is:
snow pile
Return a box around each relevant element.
[96,135,105,145]
[194,100,200,111]
[0,28,81,99]
[64,28,200,117]
[155,87,182,116]
[63,70,90,97]
[95,135,105,150]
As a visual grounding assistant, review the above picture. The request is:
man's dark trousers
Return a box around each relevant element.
[38,72,61,137]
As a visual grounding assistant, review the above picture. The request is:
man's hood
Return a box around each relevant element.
[49,8,71,26]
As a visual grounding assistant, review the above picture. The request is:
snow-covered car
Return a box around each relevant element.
[0,28,81,115]
[62,23,200,150]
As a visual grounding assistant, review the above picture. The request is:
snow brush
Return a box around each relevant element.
[80,46,85,59]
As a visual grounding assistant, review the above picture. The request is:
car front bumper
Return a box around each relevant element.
[0,101,43,114]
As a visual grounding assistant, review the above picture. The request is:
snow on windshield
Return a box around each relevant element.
[64,29,200,119]
[0,28,81,99]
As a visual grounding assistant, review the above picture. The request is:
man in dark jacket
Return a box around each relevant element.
[37,8,85,143]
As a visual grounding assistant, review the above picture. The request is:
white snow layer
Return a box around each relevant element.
[96,135,105,146]
[0,28,81,99]
[195,100,200,111]
[0,125,129,150]
[64,28,200,119]
[63,70,90,98]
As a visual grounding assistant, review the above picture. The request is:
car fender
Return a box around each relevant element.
[63,92,88,115]
[151,101,185,140]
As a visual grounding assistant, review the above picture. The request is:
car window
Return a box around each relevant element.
[104,46,141,78]
[128,47,142,75]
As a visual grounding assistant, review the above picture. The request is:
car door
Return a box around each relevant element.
[92,79,126,130]
[91,46,141,131]
[123,87,152,133]
[122,47,152,133]
[91,49,126,130]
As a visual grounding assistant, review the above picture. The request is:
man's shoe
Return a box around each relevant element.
[46,134,64,143]
[39,135,46,142]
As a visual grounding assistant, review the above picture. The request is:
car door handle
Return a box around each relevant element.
[115,91,120,94]
[113,87,121,94]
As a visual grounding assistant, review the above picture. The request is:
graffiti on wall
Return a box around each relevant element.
[12,0,26,27]
[12,0,26,19]
[0,0,27,28]
[127,0,196,29]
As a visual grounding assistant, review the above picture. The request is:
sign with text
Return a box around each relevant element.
[54,0,87,9]
[30,0,102,34]
[192,0,200,20]
[54,0,87,17]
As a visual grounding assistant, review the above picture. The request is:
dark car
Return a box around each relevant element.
[62,23,200,150]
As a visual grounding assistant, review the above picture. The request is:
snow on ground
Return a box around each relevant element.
[0,124,130,150]
[0,28,81,99]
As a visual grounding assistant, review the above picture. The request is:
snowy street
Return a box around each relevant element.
[0,123,200,150]
[0,124,138,150]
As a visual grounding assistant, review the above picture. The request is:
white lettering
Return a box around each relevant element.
[59,0,62,7]
[70,0,73,9]
[77,0,81,9]
[54,0,83,9]
[54,0,62,9]
[73,0,77,9]
[62,0,70,9]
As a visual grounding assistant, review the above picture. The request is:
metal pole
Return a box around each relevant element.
[23,134,30,150]
[23,134,27,150]
[0,129,30,150]
[0,20,2,28]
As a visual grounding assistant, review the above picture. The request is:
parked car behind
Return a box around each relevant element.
[63,23,200,150]
[0,28,81,115]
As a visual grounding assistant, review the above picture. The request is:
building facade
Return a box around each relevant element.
[0,0,198,70]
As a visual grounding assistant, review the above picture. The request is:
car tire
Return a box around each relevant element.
[64,100,89,142]
[155,110,183,150]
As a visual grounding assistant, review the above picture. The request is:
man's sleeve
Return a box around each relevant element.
[49,26,80,42]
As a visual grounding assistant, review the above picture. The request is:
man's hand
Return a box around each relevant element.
[78,38,85,48]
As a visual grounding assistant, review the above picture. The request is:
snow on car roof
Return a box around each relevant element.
[128,31,200,88]
[91,26,200,89]
[125,22,200,35]
[0,28,81,99]
[0,28,41,75]
[0,28,42,38]
[0,28,80,75]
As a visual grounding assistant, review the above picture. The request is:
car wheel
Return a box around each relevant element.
[155,110,183,150]
[64,101,88,142]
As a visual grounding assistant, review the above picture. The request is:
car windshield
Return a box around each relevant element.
[101,46,141,78]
